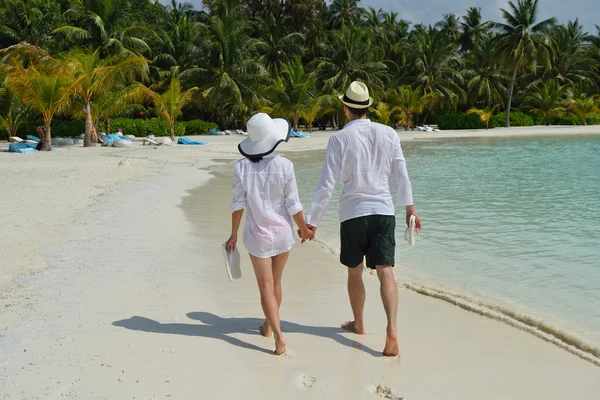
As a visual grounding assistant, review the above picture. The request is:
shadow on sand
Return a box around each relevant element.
[113,311,381,357]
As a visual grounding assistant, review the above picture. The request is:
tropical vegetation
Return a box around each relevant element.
[1,0,600,149]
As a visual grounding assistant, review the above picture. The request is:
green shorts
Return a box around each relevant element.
[340,215,396,269]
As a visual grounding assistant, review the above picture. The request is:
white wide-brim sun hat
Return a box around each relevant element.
[339,81,374,109]
[238,113,291,158]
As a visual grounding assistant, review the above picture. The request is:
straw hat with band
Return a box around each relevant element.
[238,113,291,158]
[339,81,374,109]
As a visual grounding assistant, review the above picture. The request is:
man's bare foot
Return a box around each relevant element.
[382,335,399,357]
[274,337,286,355]
[341,321,366,334]
[259,322,273,338]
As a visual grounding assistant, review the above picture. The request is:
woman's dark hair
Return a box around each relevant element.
[346,106,368,118]
[247,155,263,163]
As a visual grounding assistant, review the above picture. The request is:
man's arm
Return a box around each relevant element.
[306,138,342,230]
[392,134,422,230]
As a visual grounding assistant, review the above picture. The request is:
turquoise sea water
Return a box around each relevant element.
[289,134,600,349]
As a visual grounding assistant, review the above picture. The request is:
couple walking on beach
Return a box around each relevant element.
[225,81,422,356]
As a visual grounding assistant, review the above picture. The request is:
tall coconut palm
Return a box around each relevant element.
[386,86,435,130]
[525,79,569,125]
[329,0,364,28]
[151,1,204,86]
[363,7,383,29]
[435,13,461,44]
[148,76,198,141]
[55,0,152,56]
[62,48,148,146]
[465,37,508,107]
[547,22,597,86]
[492,0,556,127]
[314,25,388,95]
[267,57,316,131]
[459,7,491,52]
[256,13,305,78]
[0,0,66,49]
[412,27,464,110]
[192,0,268,128]
[3,56,71,150]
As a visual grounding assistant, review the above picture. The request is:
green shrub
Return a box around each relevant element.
[15,119,85,137]
[490,111,534,127]
[108,118,186,137]
[185,119,219,135]
[437,112,486,130]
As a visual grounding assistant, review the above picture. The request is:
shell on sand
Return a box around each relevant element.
[118,159,132,168]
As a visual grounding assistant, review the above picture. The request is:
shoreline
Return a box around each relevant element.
[1,130,599,398]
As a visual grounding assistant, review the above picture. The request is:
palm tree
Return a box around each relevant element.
[467,105,498,129]
[63,48,148,147]
[314,25,388,95]
[564,94,599,125]
[256,13,305,78]
[55,0,152,56]
[547,21,597,86]
[192,0,268,128]
[0,0,66,49]
[459,7,491,52]
[436,13,461,44]
[329,0,364,28]
[0,85,27,139]
[148,76,198,141]
[267,57,316,131]
[465,37,508,107]
[525,79,569,125]
[363,7,383,29]
[412,27,464,110]
[151,0,204,86]
[492,0,556,127]
[386,86,434,130]
[369,102,398,127]
[2,50,71,150]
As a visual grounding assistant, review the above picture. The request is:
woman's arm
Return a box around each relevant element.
[292,211,314,242]
[226,209,244,252]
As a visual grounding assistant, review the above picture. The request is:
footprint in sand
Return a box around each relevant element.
[369,381,403,400]
[299,374,316,388]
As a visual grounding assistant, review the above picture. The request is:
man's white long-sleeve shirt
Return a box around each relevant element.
[306,119,413,227]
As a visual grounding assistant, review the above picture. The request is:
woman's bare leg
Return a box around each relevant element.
[250,254,286,355]
[260,251,289,337]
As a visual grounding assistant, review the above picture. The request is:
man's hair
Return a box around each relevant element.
[346,106,368,118]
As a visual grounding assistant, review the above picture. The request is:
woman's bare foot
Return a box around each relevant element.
[382,334,399,357]
[274,336,287,355]
[259,322,273,337]
[341,321,366,334]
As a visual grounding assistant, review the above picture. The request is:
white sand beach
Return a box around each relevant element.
[1,126,600,399]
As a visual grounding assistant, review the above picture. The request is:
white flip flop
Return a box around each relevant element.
[221,243,242,281]
[405,215,418,247]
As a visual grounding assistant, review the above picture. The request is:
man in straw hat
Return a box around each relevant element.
[305,81,421,356]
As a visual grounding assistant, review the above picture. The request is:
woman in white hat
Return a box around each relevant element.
[225,113,314,355]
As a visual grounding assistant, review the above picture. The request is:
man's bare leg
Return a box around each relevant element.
[342,263,367,334]
[260,252,289,338]
[376,265,399,356]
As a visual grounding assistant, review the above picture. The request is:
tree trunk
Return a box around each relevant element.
[83,102,96,147]
[105,118,111,135]
[170,123,175,142]
[546,114,550,126]
[405,113,411,131]
[42,122,52,151]
[505,66,519,128]
[584,118,587,126]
